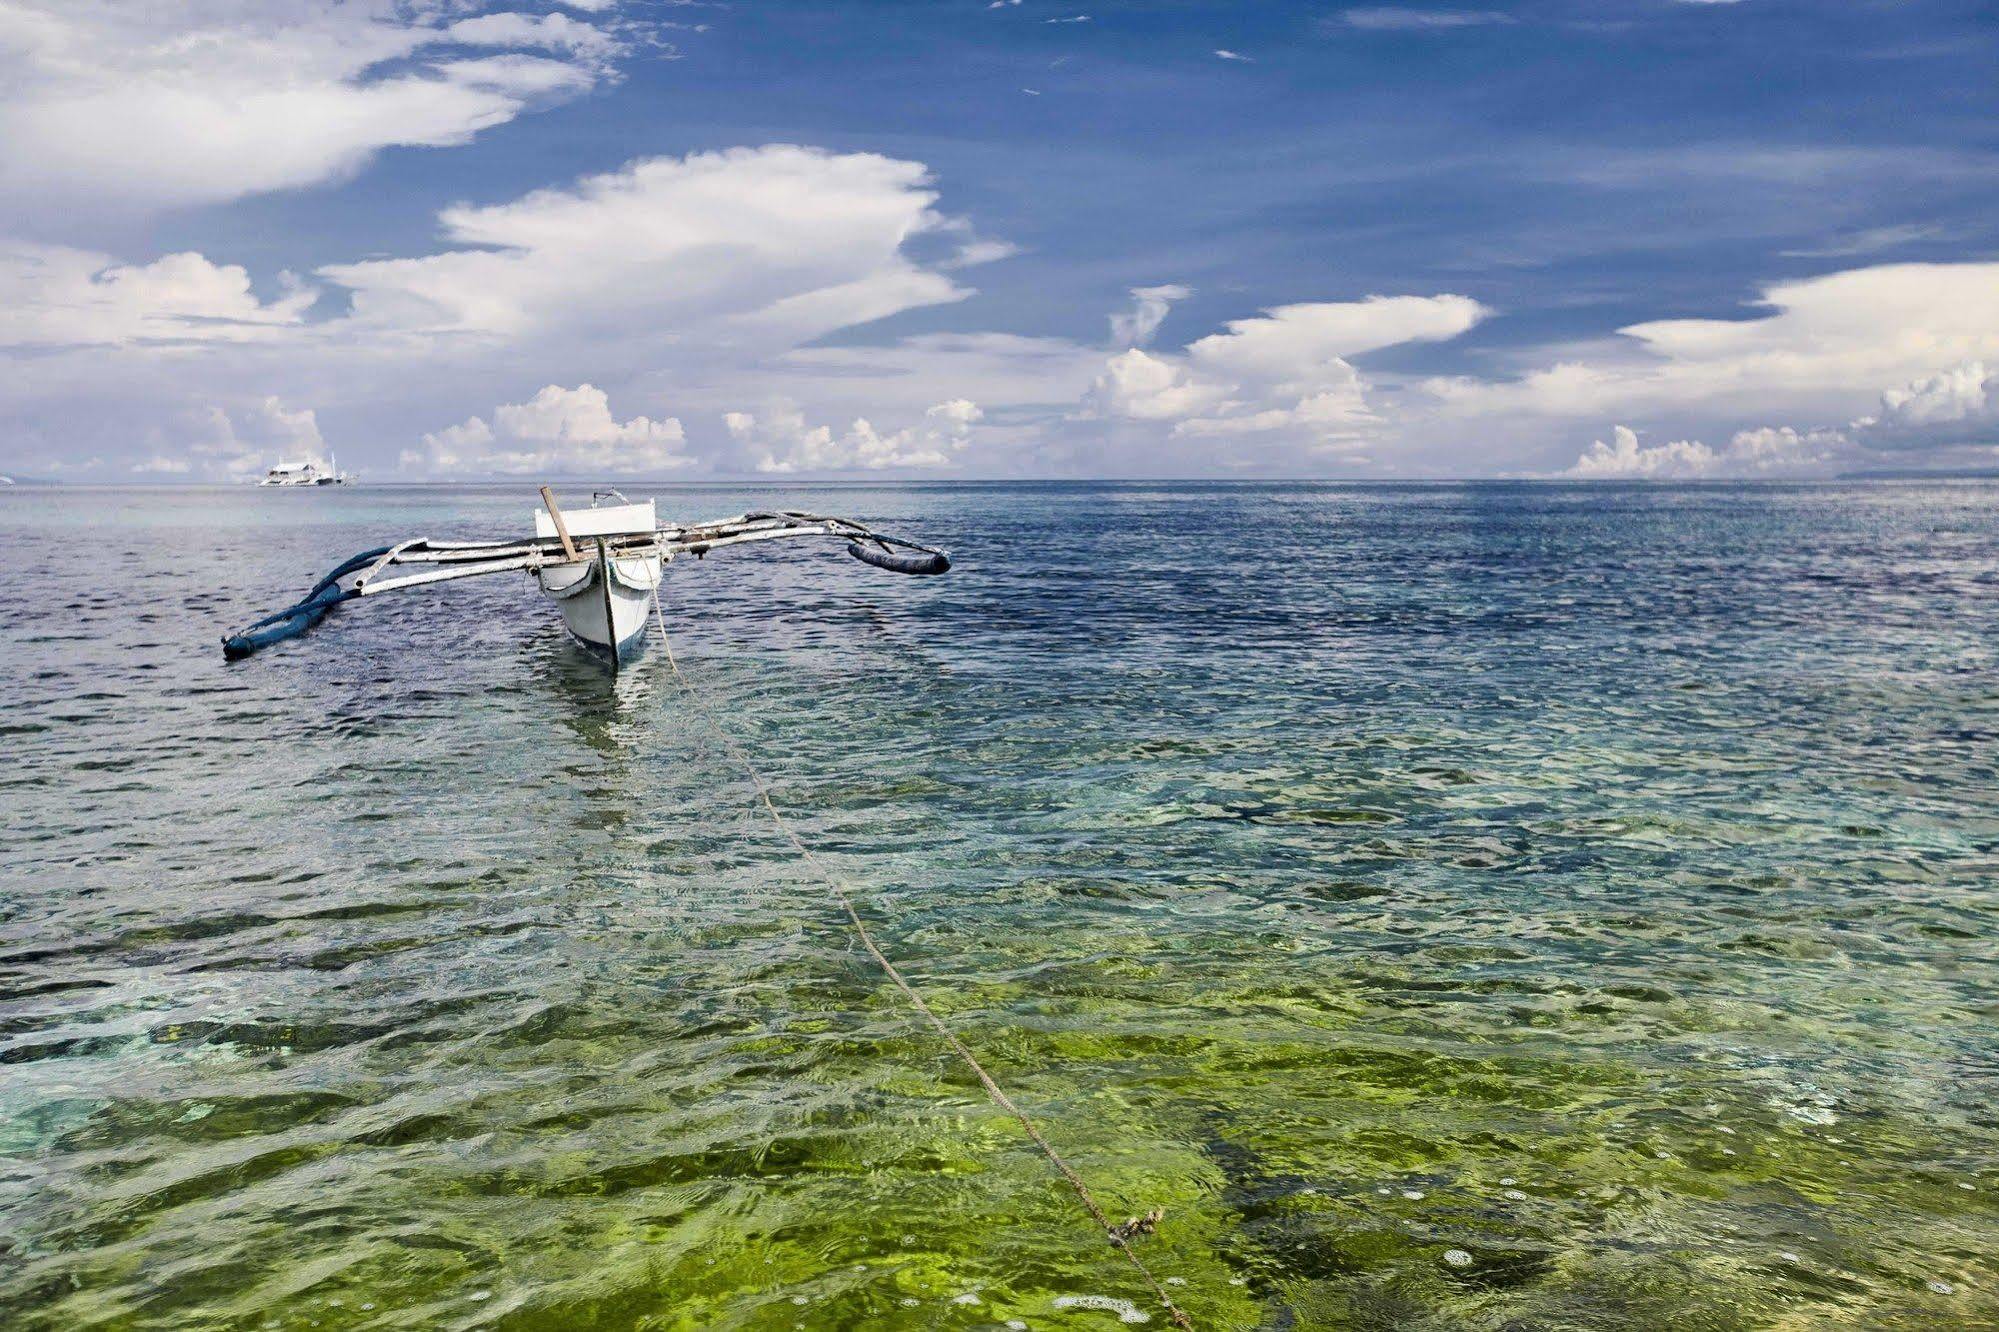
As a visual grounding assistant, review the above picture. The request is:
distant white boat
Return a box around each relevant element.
[222,486,951,668]
[258,452,349,486]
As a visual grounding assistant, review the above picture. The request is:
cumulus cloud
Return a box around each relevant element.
[0,1,625,227]
[405,384,689,476]
[1085,294,1487,456]
[0,144,1010,477]
[0,244,313,347]
[1566,427,1715,479]
[1855,361,1996,446]
[1083,350,1233,422]
[1563,423,1846,479]
[728,398,983,473]
[134,396,329,479]
[1109,284,1191,348]
[1560,361,1999,479]
[1877,361,1991,427]
[1722,425,1850,471]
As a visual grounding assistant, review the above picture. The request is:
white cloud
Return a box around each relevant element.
[1083,349,1233,422]
[445,12,619,56]
[1340,9,1515,30]
[1780,224,1948,259]
[0,244,313,347]
[1618,265,1999,384]
[139,396,329,479]
[432,54,601,100]
[1565,359,1999,479]
[321,147,968,346]
[1423,263,1999,442]
[0,1,624,227]
[942,239,1021,270]
[1084,294,1486,458]
[406,384,689,476]
[1184,294,1486,388]
[1863,358,1991,430]
[1566,426,1716,479]
[730,398,983,473]
[1109,284,1190,348]
[773,332,1107,451]
[1175,377,1377,446]
[1563,423,1846,479]
[1214,49,1254,62]
[1776,359,1998,465]
[1722,424,1849,471]
[7,45,1992,492]
[0,144,1009,477]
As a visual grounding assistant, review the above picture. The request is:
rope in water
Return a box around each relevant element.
[648,595,1194,1329]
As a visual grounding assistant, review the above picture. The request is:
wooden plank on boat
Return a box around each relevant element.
[540,486,578,561]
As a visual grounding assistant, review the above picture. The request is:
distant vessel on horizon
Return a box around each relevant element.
[258,454,349,486]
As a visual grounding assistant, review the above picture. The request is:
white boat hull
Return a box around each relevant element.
[534,545,661,665]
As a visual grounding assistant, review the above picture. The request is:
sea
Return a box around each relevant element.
[1,481,1994,1330]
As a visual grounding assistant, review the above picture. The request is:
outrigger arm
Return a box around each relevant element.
[221,510,949,660]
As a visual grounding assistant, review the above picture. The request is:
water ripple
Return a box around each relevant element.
[1,481,1996,1328]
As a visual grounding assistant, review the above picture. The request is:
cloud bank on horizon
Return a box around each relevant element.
[0,0,1994,480]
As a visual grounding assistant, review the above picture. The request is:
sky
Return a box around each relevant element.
[0,0,1995,481]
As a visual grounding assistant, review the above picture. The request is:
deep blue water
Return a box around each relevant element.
[1,481,1996,1329]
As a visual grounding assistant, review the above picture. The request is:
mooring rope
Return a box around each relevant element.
[649,595,1194,1329]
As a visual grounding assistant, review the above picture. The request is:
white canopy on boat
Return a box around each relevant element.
[533,499,655,540]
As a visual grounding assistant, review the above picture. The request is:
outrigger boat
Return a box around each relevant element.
[222,488,949,665]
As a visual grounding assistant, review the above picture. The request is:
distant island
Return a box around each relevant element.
[1838,467,1999,480]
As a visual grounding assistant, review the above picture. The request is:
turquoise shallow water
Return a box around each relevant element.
[1,481,1996,1330]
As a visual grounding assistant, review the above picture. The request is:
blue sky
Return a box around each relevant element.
[1,0,1995,479]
